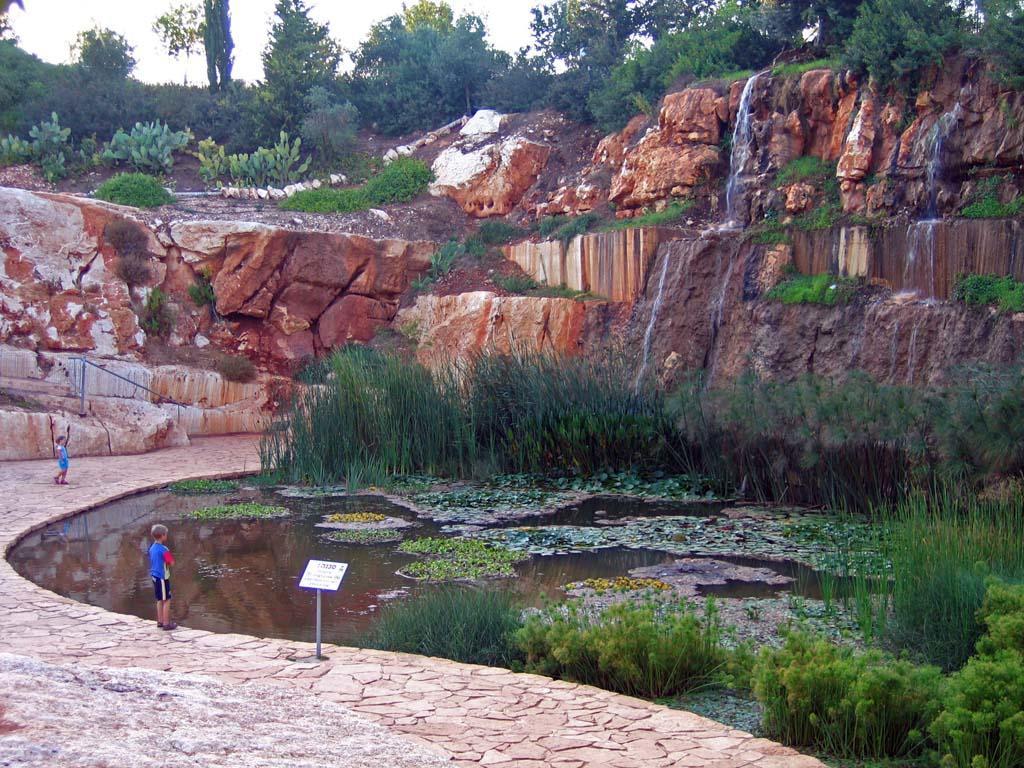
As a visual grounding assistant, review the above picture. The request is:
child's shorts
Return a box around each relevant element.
[58,460,69,471]
[152,576,171,601]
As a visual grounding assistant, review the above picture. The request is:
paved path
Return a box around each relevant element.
[0,437,824,768]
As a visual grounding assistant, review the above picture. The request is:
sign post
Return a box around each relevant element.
[295,559,348,661]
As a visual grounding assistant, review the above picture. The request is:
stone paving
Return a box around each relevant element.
[0,437,824,768]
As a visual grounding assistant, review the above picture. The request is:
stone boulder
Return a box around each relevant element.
[431,137,551,217]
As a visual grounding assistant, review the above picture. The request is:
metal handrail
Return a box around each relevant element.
[74,356,187,419]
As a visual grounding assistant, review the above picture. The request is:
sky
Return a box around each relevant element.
[6,0,538,85]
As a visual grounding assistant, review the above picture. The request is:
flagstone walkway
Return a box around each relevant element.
[0,436,824,768]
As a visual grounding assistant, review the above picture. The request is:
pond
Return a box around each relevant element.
[9,485,865,647]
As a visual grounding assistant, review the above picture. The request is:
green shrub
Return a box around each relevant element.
[187,269,217,308]
[102,121,191,174]
[478,220,524,246]
[961,177,1024,219]
[362,588,524,668]
[223,132,310,188]
[140,287,174,337]
[95,173,174,208]
[753,632,944,758]
[194,137,228,186]
[538,212,600,242]
[216,353,256,383]
[300,96,359,165]
[516,600,742,699]
[766,273,860,305]
[281,157,431,213]
[931,582,1024,768]
[493,274,538,294]
[953,274,1024,312]
[602,201,693,231]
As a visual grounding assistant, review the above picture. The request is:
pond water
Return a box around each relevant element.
[10,486,844,646]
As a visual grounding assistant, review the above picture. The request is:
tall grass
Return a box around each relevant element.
[883,491,1024,670]
[362,588,523,667]
[263,347,677,485]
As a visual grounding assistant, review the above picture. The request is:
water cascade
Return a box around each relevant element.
[724,72,765,226]
[906,105,961,298]
[634,250,671,386]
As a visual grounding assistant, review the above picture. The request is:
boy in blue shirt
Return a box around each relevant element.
[53,435,69,485]
[148,524,177,630]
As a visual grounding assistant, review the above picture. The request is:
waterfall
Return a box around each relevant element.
[924,105,961,219]
[724,72,764,226]
[704,252,738,387]
[905,319,922,384]
[888,318,901,381]
[904,220,939,299]
[634,250,671,387]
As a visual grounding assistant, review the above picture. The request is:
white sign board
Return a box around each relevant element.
[299,560,348,591]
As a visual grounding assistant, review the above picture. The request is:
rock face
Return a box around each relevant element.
[504,227,672,302]
[432,137,551,217]
[396,292,610,366]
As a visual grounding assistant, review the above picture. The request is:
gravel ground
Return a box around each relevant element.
[0,654,448,768]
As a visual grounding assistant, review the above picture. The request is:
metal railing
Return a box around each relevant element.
[73,356,187,420]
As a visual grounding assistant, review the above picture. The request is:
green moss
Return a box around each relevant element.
[189,502,289,520]
[95,173,174,208]
[776,156,834,187]
[953,274,1024,312]
[601,201,693,230]
[961,195,1023,219]
[771,58,838,78]
[169,478,239,495]
[766,273,860,306]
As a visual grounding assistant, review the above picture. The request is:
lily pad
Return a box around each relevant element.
[190,503,290,520]
[396,537,527,581]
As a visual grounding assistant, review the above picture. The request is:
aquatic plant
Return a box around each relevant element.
[324,512,386,524]
[322,529,403,545]
[362,588,524,667]
[169,478,239,495]
[189,502,289,520]
[568,576,672,593]
[398,537,527,581]
[883,490,1024,670]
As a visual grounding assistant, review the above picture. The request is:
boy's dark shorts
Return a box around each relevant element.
[152,576,171,601]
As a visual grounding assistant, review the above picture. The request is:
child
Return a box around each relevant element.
[148,524,177,630]
[53,435,69,485]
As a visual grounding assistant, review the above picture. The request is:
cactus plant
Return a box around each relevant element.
[102,121,192,175]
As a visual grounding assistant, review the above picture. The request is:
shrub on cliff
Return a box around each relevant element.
[280,157,431,213]
[95,173,174,208]
[953,274,1024,312]
[216,353,256,383]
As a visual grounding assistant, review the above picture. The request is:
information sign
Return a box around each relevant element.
[299,560,348,591]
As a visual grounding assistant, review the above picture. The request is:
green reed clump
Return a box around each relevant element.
[361,588,524,668]
[263,347,677,486]
[515,600,746,699]
[753,631,944,759]
[883,491,1024,671]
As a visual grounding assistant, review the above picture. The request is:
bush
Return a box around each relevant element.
[775,156,834,187]
[494,274,539,294]
[95,173,174,208]
[281,157,431,213]
[516,600,742,699]
[101,120,191,174]
[753,632,944,758]
[766,273,860,305]
[114,254,152,288]
[216,353,256,383]
[537,212,600,242]
[602,201,693,231]
[140,287,174,337]
[931,582,1024,768]
[477,220,525,246]
[953,274,1024,312]
[300,96,359,165]
[961,177,1024,219]
[362,588,524,668]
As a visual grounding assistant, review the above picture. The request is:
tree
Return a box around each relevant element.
[153,3,205,85]
[350,8,505,135]
[203,0,232,92]
[0,11,16,42]
[402,0,454,31]
[258,0,341,139]
[73,27,136,80]
[979,0,1024,84]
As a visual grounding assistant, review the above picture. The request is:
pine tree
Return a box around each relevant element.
[203,0,232,92]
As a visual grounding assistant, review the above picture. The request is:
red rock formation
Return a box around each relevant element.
[431,137,551,217]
